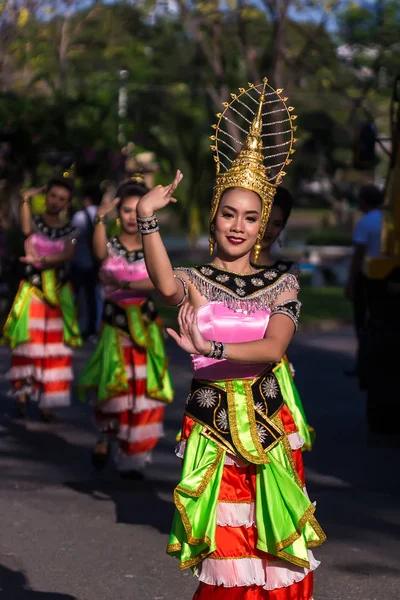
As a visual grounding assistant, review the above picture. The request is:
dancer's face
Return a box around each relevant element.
[46,185,71,216]
[214,188,261,259]
[261,205,285,250]
[119,196,140,234]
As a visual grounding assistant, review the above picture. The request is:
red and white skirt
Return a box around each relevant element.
[178,405,318,600]
[8,297,73,409]
[94,334,166,472]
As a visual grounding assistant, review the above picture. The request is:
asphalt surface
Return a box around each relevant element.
[0,329,399,600]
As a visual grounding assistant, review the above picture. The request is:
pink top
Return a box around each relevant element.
[101,253,149,305]
[29,233,66,258]
[192,302,271,381]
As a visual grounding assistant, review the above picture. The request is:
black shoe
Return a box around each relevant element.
[40,410,56,423]
[119,470,145,481]
[91,445,110,471]
[16,401,27,419]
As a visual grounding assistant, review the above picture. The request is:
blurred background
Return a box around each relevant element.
[1,3,400,599]
[0,0,398,328]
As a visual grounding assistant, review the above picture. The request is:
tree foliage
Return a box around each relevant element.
[0,0,398,235]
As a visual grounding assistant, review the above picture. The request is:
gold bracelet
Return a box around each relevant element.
[94,215,106,225]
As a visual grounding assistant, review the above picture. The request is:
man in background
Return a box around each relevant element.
[346,184,384,378]
[71,185,102,341]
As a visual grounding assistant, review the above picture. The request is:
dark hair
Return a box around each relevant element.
[273,186,294,226]
[358,184,384,209]
[116,180,149,212]
[82,184,102,206]
[47,177,74,200]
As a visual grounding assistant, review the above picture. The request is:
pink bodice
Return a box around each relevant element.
[192,302,271,381]
[101,256,149,304]
[29,233,66,257]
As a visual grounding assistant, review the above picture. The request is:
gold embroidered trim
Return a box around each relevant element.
[226,380,269,464]
[275,415,305,490]
[175,444,224,499]
[170,445,224,569]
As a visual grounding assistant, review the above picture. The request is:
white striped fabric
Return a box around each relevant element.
[195,551,320,590]
[118,421,164,444]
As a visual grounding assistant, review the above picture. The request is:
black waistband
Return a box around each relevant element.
[24,266,66,290]
[102,298,157,336]
[185,366,284,458]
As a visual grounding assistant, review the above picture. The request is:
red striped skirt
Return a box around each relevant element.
[94,334,165,472]
[179,406,317,600]
[8,296,73,409]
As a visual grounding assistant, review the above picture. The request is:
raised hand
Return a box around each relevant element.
[21,185,46,201]
[98,183,120,216]
[166,304,210,356]
[137,170,183,217]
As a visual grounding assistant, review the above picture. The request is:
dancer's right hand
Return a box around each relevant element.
[137,170,183,217]
[21,185,46,201]
[98,184,119,216]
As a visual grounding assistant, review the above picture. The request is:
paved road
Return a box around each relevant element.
[0,329,399,600]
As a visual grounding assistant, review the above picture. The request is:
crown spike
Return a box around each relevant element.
[210,135,216,141]
[222,102,229,107]
[216,113,222,118]
[212,124,217,129]
[276,88,284,94]
[239,87,245,94]
[291,115,298,121]
[263,77,269,83]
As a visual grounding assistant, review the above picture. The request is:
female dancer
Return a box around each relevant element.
[78,179,174,478]
[257,187,315,452]
[2,177,81,421]
[137,82,325,598]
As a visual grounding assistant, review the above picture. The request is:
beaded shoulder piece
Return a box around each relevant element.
[177,264,299,312]
[107,237,144,265]
[33,215,78,241]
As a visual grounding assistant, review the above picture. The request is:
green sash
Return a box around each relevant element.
[274,359,315,451]
[167,377,326,570]
[1,272,81,349]
[78,304,173,405]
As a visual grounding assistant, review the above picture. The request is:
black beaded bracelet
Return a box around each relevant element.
[137,214,159,235]
[206,340,227,360]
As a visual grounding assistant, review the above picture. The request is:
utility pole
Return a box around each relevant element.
[118,70,128,147]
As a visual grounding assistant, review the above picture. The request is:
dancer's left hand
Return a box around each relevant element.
[20,238,40,265]
[167,304,210,356]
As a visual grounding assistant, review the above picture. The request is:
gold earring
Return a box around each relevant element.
[253,237,262,263]
[209,235,215,255]
[116,217,121,228]
[278,238,283,248]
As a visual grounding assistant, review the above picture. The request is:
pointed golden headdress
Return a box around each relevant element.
[210,78,297,261]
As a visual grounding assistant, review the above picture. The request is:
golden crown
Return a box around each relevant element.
[209,78,297,261]
[130,172,146,186]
